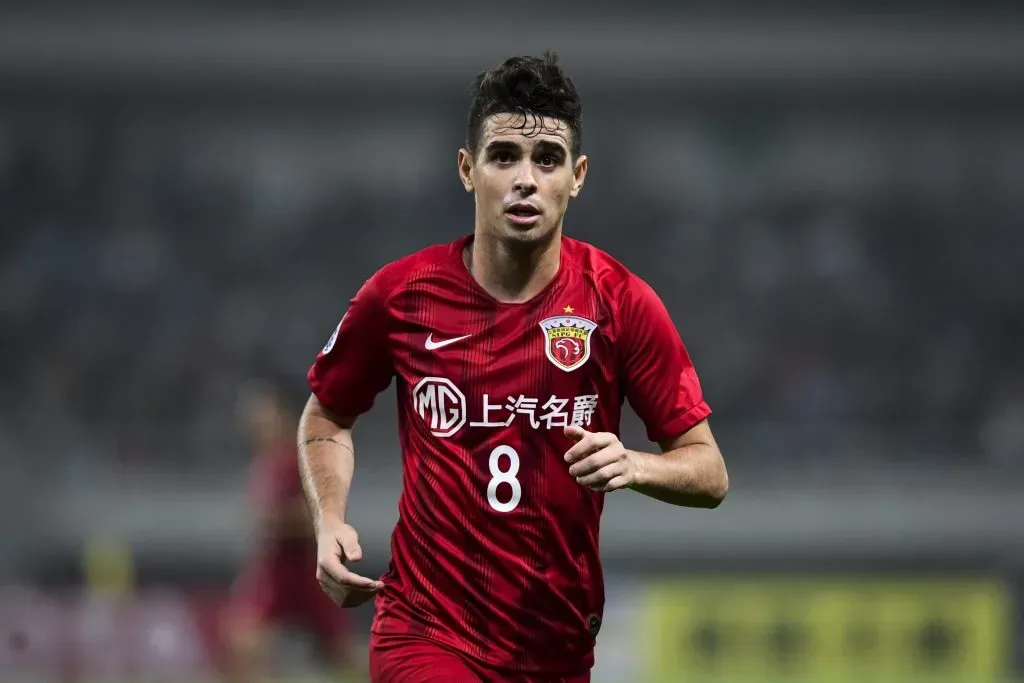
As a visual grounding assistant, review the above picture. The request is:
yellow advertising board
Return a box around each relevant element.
[640,576,1011,683]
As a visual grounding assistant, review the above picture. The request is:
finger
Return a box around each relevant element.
[320,581,376,608]
[600,474,631,492]
[317,553,347,582]
[568,446,622,477]
[318,569,382,600]
[318,576,346,606]
[576,461,626,489]
[319,573,378,596]
[564,424,590,442]
[317,555,381,591]
[318,568,348,598]
[564,432,615,464]
[563,426,594,461]
[319,579,350,606]
[338,533,363,563]
[336,568,383,591]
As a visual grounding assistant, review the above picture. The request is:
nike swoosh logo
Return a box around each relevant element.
[424,333,472,350]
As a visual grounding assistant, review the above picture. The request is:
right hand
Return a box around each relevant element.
[314,517,383,608]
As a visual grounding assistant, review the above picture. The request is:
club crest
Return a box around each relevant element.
[322,312,346,355]
[539,315,598,372]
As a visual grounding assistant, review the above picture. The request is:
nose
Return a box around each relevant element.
[513,164,537,195]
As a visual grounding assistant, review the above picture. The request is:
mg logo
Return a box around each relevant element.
[412,377,466,438]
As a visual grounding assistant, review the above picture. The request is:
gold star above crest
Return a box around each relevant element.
[563,305,575,314]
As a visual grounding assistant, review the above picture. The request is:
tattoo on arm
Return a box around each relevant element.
[298,436,352,453]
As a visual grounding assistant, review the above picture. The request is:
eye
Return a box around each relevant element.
[538,154,558,167]
[493,150,516,164]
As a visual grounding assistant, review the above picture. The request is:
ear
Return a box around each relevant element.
[569,154,588,199]
[457,148,475,193]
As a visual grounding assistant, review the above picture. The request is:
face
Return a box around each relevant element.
[458,113,587,245]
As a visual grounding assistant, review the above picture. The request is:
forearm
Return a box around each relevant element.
[628,444,728,508]
[297,401,356,528]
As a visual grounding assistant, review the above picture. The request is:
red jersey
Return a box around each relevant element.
[308,235,710,676]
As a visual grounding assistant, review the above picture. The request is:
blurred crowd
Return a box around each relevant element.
[1,102,1022,482]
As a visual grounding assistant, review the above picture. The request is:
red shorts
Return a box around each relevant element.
[369,633,591,683]
[228,559,346,643]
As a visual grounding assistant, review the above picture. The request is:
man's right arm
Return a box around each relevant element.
[298,394,384,607]
[302,270,395,606]
[298,394,357,529]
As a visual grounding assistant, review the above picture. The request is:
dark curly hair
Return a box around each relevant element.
[466,52,583,158]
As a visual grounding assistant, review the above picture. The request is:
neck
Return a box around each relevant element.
[465,230,562,303]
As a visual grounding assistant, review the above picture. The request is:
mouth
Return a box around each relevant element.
[504,202,542,226]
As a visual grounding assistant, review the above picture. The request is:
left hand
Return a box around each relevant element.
[563,425,638,492]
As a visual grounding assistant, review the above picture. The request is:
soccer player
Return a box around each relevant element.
[299,53,729,682]
[223,378,352,682]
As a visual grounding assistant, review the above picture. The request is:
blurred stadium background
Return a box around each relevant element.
[1,1,1023,682]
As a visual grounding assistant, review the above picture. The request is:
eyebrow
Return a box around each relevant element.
[483,139,568,155]
[532,140,568,156]
[484,140,521,153]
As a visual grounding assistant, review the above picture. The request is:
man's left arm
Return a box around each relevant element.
[565,421,724,507]
[564,419,728,508]
[564,274,728,508]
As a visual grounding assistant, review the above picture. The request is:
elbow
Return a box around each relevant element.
[705,482,728,508]
[703,462,729,509]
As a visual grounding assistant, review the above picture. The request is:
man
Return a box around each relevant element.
[299,53,729,682]
[223,378,352,682]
